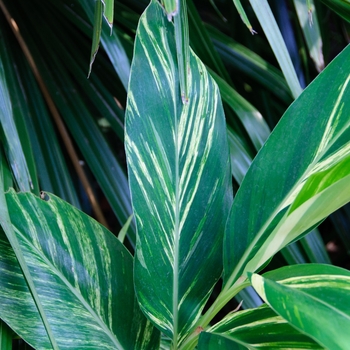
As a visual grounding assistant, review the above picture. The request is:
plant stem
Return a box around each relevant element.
[180,277,250,349]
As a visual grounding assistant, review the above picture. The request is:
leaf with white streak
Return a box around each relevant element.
[125,0,232,347]
[224,44,350,290]
[0,190,159,349]
[250,264,350,349]
[198,304,321,349]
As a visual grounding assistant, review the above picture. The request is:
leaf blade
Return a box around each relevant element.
[250,264,350,349]
[125,0,232,345]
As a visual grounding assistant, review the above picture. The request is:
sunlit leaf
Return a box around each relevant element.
[125,0,232,346]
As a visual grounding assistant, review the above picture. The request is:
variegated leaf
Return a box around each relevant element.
[0,190,159,349]
[125,0,232,346]
[223,45,350,290]
[199,304,321,349]
[250,264,350,349]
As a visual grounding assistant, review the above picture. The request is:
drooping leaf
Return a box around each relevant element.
[125,0,232,346]
[198,304,321,349]
[0,190,159,349]
[250,264,350,349]
[224,44,350,290]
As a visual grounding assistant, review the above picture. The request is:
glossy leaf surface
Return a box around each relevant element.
[125,0,232,345]
[250,264,350,349]
[0,190,159,349]
[224,45,350,288]
[199,304,321,349]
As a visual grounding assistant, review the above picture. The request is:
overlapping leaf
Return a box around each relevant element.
[0,190,159,349]
[250,264,350,349]
[224,44,350,289]
[198,304,321,349]
[125,0,232,346]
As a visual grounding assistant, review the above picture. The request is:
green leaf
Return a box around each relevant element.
[103,0,114,28]
[174,0,190,103]
[0,190,159,349]
[293,0,324,72]
[125,0,232,346]
[224,44,350,289]
[199,304,321,349]
[209,68,270,151]
[318,0,350,23]
[0,320,14,350]
[250,264,350,349]
[88,0,103,77]
[231,0,256,34]
[249,0,303,99]
[0,32,33,193]
[162,0,178,20]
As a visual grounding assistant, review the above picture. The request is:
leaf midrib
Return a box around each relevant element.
[12,222,123,349]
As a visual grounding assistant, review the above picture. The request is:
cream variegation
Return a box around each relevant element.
[125,0,232,346]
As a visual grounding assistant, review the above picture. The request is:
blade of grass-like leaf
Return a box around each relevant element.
[199,304,322,349]
[125,0,232,345]
[318,0,350,23]
[3,1,110,227]
[249,0,303,99]
[0,164,58,348]
[117,214,133,243]
[300,229,331,263]
[103,0,114,29]
[227,128,252,184]
[1,190,160,349]
[8,0,134,237]
[293,0,324,72]
[80,0,130,89]
[0,25,39,195]
[209,68,270,151]
[0,320,13,350]
[250,264,350,349]
[207,25,293,105]
[187,0,232,84]
[174,0,190,103]
[0,25,33,193]
[88,0,102,76]
[231,0,257,34]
